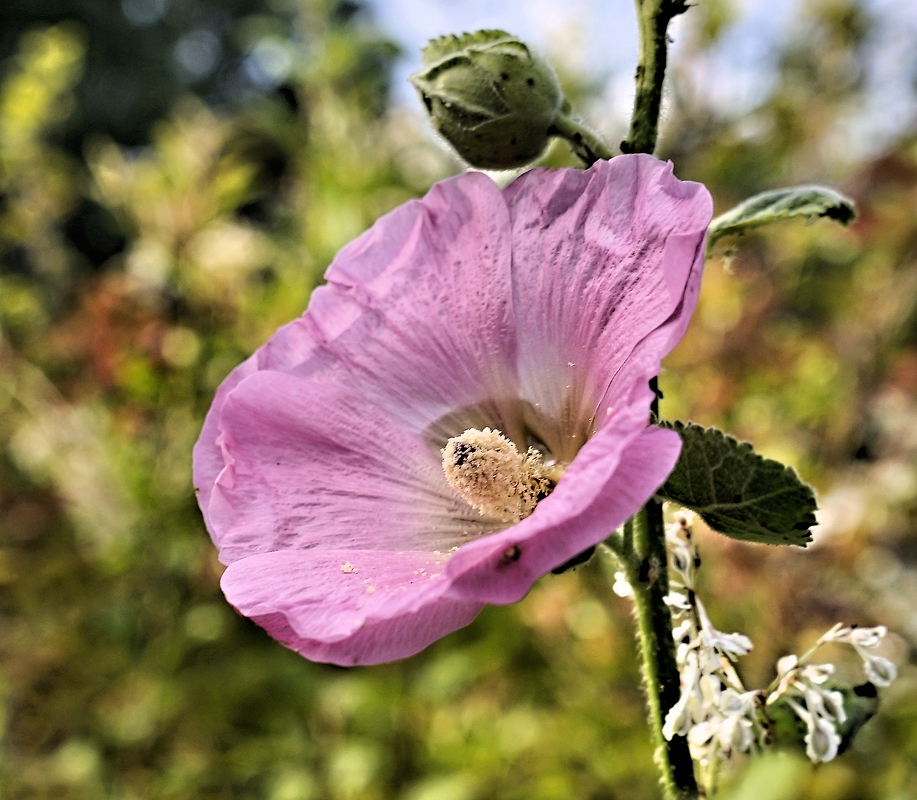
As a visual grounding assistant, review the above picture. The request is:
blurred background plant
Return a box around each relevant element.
[1,0,916,798]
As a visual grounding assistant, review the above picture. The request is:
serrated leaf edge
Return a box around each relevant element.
[657,419,817,546]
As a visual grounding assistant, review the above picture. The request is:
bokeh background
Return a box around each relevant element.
[2,0,917,798]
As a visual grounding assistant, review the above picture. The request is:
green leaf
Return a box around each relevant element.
[657,421,817,546]
[707,185,856,249]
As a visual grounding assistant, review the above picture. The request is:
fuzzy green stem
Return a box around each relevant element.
[550,112,614,166]
[622,504,698,799]
[621,0,689,155]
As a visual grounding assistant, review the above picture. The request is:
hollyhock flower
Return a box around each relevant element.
[193,154,712,666]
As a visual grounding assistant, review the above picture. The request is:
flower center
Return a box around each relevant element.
[441,427,562,522]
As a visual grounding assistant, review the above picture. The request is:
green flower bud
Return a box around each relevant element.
[410,30,565,170]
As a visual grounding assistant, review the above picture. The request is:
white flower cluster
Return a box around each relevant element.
[660,514,763,771]
[766,623,897,762]
[653,512,897,776]
[819,624,897,688]
[767,655,847,762]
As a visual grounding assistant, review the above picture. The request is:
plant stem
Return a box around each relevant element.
[622,503,698,799]
[617,0,696,790]
[550,112,614,166]
[621,0,689,155]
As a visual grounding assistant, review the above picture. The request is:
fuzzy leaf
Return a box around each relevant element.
[658,421,817,546]
[707,185,856,248]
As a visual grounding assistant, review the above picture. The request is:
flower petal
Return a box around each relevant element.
[193,355,258,539]
[299,171,522,437]
[192,317,324,540]
[209,370,504,563]
[221,549,483,665]
[444,423,683,604]
[502,155,712,452]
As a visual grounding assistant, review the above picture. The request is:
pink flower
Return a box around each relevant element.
[193,155,712,666]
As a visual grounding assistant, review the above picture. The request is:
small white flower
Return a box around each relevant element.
[663,691,693,740]
[664,652,701,741]
[700,647,725,677]
[720,689,758,717]
[699,673,722,707]
[785,698,842,763]
[820,623,897,687]
[769,655,800,702]
[687,718,718,748]
[676,640,693,664]
[696,601,752,658]
[850,626,888,649]
[776,654,798,675]
[801,663,835,685]
[802,685,847,725]
[703,630,753,659]
[672,619,693,643]
[863,655,897,687]
[718,713,755,754]
[822,689,847,724]
[823,625,887,648]
[664,591,691,610]
[805,715,841,763]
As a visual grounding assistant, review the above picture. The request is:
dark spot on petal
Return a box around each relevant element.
[501,72,510,80]
[526,78,535,86]
[501,545,521,563]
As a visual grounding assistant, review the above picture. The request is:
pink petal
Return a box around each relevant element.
[296,172,522,437]
[445,423,682,604]
[221,549,483,665]
[192,317,322,538]
[192,354,258,539]
[209,370,504,563]
[503,156,712,455]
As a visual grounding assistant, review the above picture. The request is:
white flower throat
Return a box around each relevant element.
[441,427,564,522]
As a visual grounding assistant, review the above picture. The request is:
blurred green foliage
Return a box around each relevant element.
[1,0,916,798]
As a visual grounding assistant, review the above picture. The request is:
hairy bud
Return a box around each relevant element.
[410,30,565,169]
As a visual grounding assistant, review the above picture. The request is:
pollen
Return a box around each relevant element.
[441,427,555,522]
